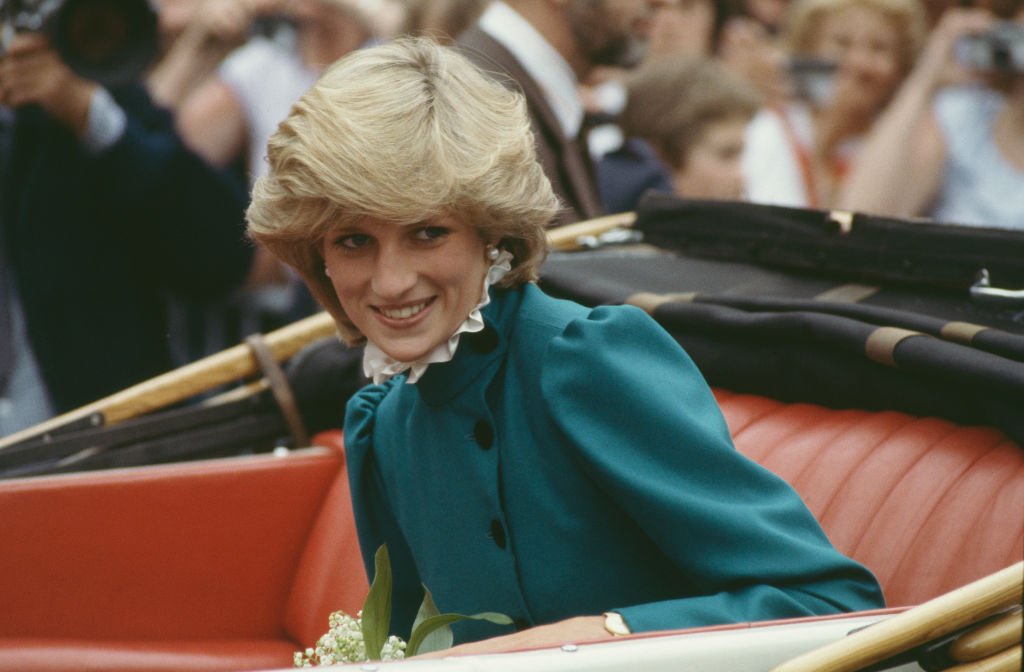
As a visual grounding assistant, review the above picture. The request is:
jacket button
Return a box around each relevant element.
[489,519,507,549]
[467,325,498,353]
[474,421,493,449]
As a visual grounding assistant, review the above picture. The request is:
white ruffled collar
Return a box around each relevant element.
[362,250,514,385]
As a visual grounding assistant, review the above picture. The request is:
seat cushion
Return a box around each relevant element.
[714,389,1024,607]
[0,449,341,640]
[0,639,297,672]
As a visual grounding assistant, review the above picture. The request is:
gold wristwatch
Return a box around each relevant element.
[602,611,631,636]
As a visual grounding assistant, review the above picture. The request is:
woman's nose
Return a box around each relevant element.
[370,247,417,298]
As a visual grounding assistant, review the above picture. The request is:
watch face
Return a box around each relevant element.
[604,612,631,636]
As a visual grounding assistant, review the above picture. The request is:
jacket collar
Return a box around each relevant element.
[416,286,523,406]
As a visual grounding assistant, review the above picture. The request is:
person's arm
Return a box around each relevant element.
[91,84,253,298]
[0,32,251,297]
[431,306,883,656]
[175,76,248,168]
[544,306,884,629]
[837,8,995,217]
[170,0,291,166]
[147,0,285,109]
[0,32,96,137]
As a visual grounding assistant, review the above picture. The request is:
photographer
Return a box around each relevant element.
[0,22,253,435]
[740,0,930,209]
[838,0,1024,228]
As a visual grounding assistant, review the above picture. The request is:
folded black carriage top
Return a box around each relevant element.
[538,193,1024,444]
[4,193,1021,478]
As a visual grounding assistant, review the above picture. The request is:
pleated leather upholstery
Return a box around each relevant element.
[0,391,1019,671]
[714,388,1024,608]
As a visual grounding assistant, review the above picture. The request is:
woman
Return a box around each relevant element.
[742,0,928,208]
[838,2,1024,228]
[247,37,884,653]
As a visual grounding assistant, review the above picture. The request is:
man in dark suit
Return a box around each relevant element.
[0,32,252,434]
[457,0,659,226]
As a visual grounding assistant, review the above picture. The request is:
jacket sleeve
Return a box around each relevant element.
[539,305,885,633]
[93,86,253,298]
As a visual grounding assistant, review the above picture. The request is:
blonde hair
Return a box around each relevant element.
[620,55,761,170]
[783,0,928,74]
[247,37,559,344]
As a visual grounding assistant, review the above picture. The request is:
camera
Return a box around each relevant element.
[955,21,1024,73]
[787,55,838,105]
[0,0,158,87]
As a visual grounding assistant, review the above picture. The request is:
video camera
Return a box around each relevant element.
[0,0,158,87]
[956,21,1024,73]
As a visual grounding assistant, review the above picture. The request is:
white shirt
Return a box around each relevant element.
[478,1,583,141]
[218,36,320,183]
[931,85,1024,229]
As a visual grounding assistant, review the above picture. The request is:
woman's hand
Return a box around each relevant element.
[909,7,996,94]
[414,615,612,659]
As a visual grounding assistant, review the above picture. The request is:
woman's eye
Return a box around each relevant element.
[335,233,372,249]
[414,226,450,242]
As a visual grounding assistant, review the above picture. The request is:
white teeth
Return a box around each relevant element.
[380,302,427,319]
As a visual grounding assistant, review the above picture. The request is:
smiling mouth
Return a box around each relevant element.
[375,298,435,320]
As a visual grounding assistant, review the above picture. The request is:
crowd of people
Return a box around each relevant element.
[0,0,1021,426]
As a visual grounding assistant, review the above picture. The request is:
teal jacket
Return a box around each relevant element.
[344,283,884,643]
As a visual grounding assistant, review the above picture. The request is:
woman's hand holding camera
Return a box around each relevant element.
[909,8,997,94]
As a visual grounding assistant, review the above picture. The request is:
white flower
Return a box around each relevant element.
[294,610,407,667]
[380,635,407,661]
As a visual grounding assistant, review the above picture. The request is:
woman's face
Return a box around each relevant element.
[812,5,903,115]
[671,116,749,200]
[322,215,490,363]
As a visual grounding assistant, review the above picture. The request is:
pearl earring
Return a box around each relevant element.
[487,246,500,261]
[324,265,331,277]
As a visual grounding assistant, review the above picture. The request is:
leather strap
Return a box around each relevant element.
[940,321,989,346]
[626,291,698,314]
[245,334,309,449]
[865,327,921,368]
[815,283,880,303]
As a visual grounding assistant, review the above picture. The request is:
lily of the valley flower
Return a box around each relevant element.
[294,545,511,667]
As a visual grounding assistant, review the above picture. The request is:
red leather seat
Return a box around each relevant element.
[1,393,1020,671]
[0,440,368,672]
[714,389,1024,607]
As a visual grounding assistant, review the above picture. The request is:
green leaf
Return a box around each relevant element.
[360,544,393,660]
[407,611,513,657]
[409,586,451,656]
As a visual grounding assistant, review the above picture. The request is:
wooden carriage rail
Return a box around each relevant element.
[771,562,1023,672]
[0,311,339,453]
[545,211,636,251]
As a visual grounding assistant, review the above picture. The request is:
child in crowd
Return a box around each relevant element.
[598,55,762,212]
